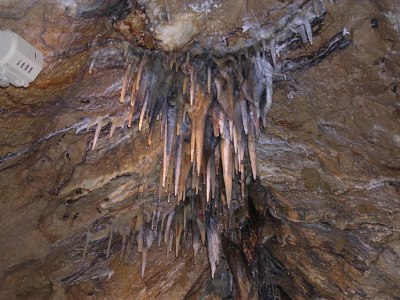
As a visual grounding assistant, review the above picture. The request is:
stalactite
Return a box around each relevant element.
[193,85,211,176]
[191,167,200,195]
[135,54,150,92]
[135,211,144,253]
[220,138,233,208]
[216,60,235,121]
[176,80,185,134]
[164,210,175,245]
[162,103,177,187]
[82,223,113,261]
[174,116,189,196]
[119,62,133,103]
[292,13,313,45]
[214,142,221,177]
[196,217,207,246]
[141,247,148,278]
[138,90,149,132]
[247,118,258,181]
[177,143,192,203]
[113,213,133,260]
[175,206,184,257]
[269,38,277,68]
[207,217,221,279]
[192,220,201,257]
[141,224,155,278]
[207,65,212,93]
[214,74,233,122]
[159,212,166,246]
[206,154,216,202]
[109,111,130,139]
[87,115,109,150]
[167,226,174,257]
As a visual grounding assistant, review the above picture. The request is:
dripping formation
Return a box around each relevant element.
[76,1,351,279]
[77,196,222,280]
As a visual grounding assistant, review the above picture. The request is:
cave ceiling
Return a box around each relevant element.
[0,0,400,299]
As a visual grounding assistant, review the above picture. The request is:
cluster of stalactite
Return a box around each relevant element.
[75,2,340,279]
[79,47,280,278]
[81,195,222,279]
[80,3,321,212]
[85,46,283,206]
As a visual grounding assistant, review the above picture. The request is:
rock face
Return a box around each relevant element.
[0,0,399,299]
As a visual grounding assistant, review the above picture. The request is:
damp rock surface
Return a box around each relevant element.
[0,0,400,299]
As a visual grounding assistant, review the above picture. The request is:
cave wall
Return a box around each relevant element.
[0,0,400,299]
[256,2,400,298]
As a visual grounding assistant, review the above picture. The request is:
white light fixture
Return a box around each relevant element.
[0,30,44,88]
